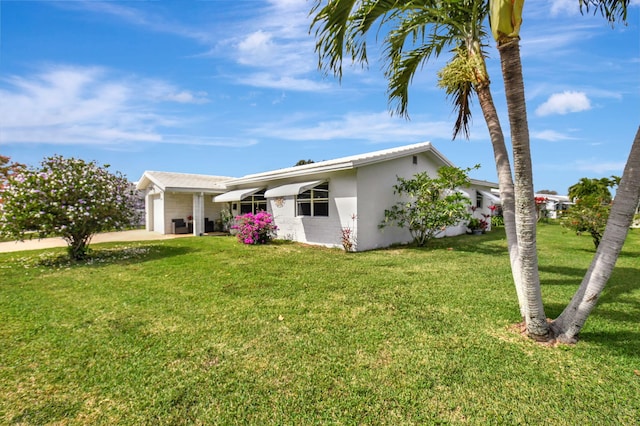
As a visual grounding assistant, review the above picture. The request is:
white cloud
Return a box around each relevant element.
[158,135,259,147]
[535,91,592,116]
[550,0,581,16]
[237,31,276,66]
[51,0,354,93]
[165,91,209,104]
[0,65,218,146]
[222,1,321,91]
[574,160,626,174]
[255,111,457,143]
[532,129,578,142]
[238,73,332,92]
[143,81,210,104]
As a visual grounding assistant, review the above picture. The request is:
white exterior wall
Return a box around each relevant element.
[205,199,224,226]
[356,153,440,251]
[162,193,193,234]
[268,170,357,248]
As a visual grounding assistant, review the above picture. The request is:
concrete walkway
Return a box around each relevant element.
[0,230,189,253]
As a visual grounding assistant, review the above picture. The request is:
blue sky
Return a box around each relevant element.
[1,0,638,194]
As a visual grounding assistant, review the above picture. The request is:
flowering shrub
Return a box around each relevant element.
[341,213,357,252]
[0,155,139,260]
[535,196,549,221]
[467,217,489,232]
[232,211,278,245]
[379,166,475,247]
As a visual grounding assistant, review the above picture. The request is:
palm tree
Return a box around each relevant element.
[312,0,638,343]
[311,0,527,318]
[552,127,640,343]
[488,0,549,339]
[568,177,616,204]
[488,0,636,341]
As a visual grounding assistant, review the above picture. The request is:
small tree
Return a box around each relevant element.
[562,176,620,249]
[0,156,26,204]
[0,155,139,260]
[0,155,26,183]
[380,166,476,247]
[562,196,610,249]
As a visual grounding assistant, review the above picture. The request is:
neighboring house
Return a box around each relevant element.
[535,193,573,219]
[137,142,499,251]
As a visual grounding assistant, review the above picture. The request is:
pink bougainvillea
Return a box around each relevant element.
[232,211,278,245]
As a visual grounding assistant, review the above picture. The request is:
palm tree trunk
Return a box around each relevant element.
[552,126,640,343]
[497,38,549,340]
[476,85,525,319]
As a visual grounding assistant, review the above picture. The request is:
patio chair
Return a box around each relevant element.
[171,218,190,234]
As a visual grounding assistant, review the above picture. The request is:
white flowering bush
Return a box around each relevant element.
[0,155,139,260]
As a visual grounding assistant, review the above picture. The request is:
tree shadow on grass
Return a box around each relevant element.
[575,246,640,259]
[542,265,638,310]
[540,305,640,359]
[538,264,638,301]
[401,227,511,257]
[10,242,195,270]
[537,265,588,287]
[543,265,639,359]
[575,329,640,361]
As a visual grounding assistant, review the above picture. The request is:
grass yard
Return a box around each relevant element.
[1,224,638,424]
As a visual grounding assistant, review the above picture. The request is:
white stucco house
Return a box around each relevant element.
[136,142,499,251]
[534,193,573,219]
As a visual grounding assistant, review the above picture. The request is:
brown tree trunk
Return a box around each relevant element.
[497,38,549,340]
[552,126,640,343]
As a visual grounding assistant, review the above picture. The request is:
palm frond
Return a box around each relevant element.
[579,0,630,24]
[311,0,360,78]
[311,0,491,137]
[347,0,405,66]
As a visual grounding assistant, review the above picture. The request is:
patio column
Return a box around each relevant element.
[145,191,153,232]
[192,192,205,236]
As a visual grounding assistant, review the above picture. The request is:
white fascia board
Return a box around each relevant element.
[470,178,500,188]
[165,187,226,195]
[136,172,166,191]
[228,164,353,186]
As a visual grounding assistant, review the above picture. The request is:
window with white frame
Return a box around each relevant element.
[476,191,483,209]
[240,191,267,214]
[296,183,329,217]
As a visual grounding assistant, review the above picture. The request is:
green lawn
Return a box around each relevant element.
[1,224,638,424]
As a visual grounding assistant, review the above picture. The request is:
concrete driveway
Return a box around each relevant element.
[0,230,189,253]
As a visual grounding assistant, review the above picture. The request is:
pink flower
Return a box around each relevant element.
[233,211,277,245]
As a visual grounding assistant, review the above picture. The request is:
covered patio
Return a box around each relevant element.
[136,171,233,236]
